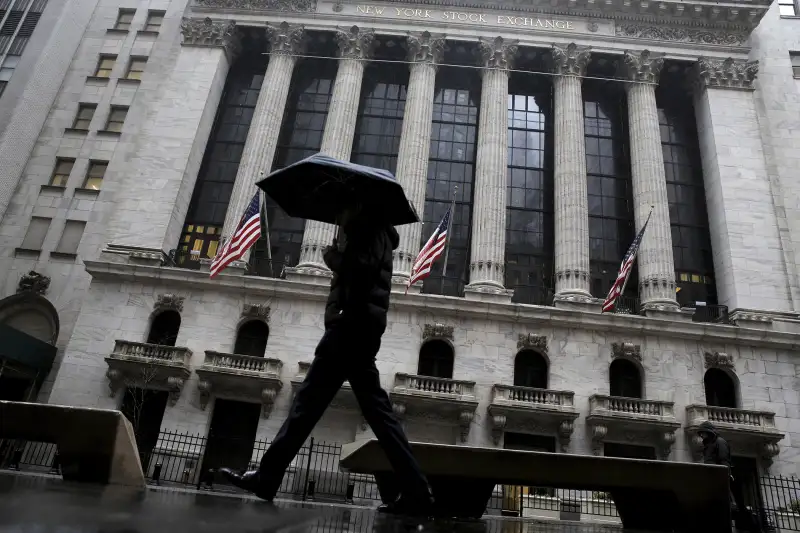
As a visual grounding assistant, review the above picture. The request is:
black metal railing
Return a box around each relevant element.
[5,432,800,528]
[247,258,293,279]
[691,304,730,324]
[420,276,466,298]
[613,295,641,315]
[510,285,555,306]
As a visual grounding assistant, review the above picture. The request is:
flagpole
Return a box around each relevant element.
[440,186,458,294]
[617,205,654,308]
[260,187,273,277]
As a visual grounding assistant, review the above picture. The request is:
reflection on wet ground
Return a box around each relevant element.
[0,473,625,533]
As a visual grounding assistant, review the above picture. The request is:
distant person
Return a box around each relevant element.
[221,204,435,516]
[697,421,761,532]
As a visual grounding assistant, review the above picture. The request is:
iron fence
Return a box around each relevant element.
[691,304,730,324]
[4,432,800,528]
[510,284,555,307]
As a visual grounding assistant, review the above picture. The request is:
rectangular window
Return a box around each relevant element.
[72,104,96,130]
[20,217,51,250]
[50,158,74,187]
[0,55,19,82]
[779,0,798,16]
[114,9,135,30]
[94,55,116,78]
[125,57,147,80]
[55,220,86,255]
[106,106,128,132]
[791,52,800,78]
[84,161,107,190]
[144,10,164,32]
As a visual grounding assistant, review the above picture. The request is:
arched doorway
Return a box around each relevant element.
[146,311,181,346]
[234,320,269,357]
[704,368,737,408]
[417,340,454,379]
[609,358,643,399]
[514,350,548,389]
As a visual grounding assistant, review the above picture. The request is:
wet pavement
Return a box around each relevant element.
[0,472,626,533]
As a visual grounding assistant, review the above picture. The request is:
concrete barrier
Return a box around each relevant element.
[0,401,145,488]
[340,439,731,532]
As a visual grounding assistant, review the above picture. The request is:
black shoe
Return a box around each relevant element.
[219,468,273,501]
[378,495,436,517]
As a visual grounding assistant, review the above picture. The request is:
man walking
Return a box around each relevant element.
[221,205,435,516]
[697,421,762,532]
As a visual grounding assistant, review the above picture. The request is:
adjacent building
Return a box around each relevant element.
[1,0,800,495]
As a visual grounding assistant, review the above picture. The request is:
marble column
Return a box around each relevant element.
[621,50,679,313]
[103,18,239,265]
[551,43,592,302]
[392,32,446,286]
[293,26,375,274]
[220,22,305,262]
[465,37,517,302]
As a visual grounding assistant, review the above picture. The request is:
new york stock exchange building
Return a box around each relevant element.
[1,0,800,504]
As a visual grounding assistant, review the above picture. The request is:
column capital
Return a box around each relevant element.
[180,17,240,59]
[621,49,664,84]
[334,25,375,60]
[266,22,305,56]
[550,43,591,77]
[693,57,758,91]
[407,31,446,65]
[477,36,518,70]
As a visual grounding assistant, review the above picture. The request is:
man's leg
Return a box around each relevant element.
[255,352,346,498]
[347,356,432,502]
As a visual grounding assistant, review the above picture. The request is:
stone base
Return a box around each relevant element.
[643,304,692,322]
[464,285,513,304]
[199,258,248,275]
[392,279,421,294]
[101,244,167,266]
[553,294,603,313]
[729,309,775,330]
[283,266,333,285]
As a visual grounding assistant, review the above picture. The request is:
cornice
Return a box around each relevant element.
[84,260,800,351]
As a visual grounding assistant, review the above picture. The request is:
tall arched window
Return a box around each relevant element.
[421,54,480,297]
[514,350,548,389]
[505,73,554,306]
[234,321,269,358]
[417,340,454,379]
[609,358,642,399]
[704,368,737,408]
[147,311,181,347]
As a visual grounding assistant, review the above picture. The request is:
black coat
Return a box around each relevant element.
[322,221,399,334]
[699,421,732,468]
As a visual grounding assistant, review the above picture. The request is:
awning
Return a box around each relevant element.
[0,323,57,372]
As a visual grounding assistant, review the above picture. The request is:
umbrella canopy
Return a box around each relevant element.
[256,154,419,226]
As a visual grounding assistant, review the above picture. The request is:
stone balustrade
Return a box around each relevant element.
[202,351,282,376]
[492,384,575,407]
[590,394,676,418]
[195,351,283,417]
[105,340,193,405]
[685,404,784,463]
[393,373,476,399]
[488,385,579,449]
[110,340,192,366]
[686,404,776,429]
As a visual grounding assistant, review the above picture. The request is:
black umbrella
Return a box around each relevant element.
[256,153,419,226]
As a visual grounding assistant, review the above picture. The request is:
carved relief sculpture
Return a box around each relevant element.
[477,36,518,70]
[490,414,507,445]
[616,24,748,47]
[423,323,454,341]
[242,303,270,321]
[407,31,446,65]
[517,333,548,352]
[612,342,642,362]
[334,25,375,60]
[17,271,50,295]
[694,57,759,90]
[154,293,185,313]
[266,21,305,55]
[704,351,735,370]
[193,0,317,12]
[622,49,665,84]
[550,42,591,76]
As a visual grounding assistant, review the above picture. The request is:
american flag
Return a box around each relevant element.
[407,207,452,291]
[601,209,653,313]
[210,192,262,278]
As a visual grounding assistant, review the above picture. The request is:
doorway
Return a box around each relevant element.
[120,387,169,465]
[201,399,261,484]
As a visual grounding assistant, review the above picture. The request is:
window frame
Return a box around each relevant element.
[791,52,800,79]
[105,105,128,133]
[49,158,75,187]
[778,0,799,16]
[144,10,164,32]
[114,9,135,31]
[54,220,86,256]
[19,216,51,251]
[94,55,116,78]
[83,160,108,190]
[71,103,96,131]
[124,56,147,81]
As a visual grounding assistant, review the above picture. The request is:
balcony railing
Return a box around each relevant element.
[686,405,777,430]
[202,351,282,376]
[492,385,574,408]
[393,373,476,398]
[613,295,641,315]
[420,276,466,298]
[511,285,555,306]
[590,395,676,418]
[110,340,192,366]
[690,304,730,324]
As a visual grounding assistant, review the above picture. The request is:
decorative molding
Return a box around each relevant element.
[334,25,375,60]
[704,350,735,370]
[407,31,446,65]
[193,0,316,12]
[423,323,454,341]
[166,376,185,406]
[611,342,642,363]
[517,333,548,352]
[659,431,676,460]
[261,387,277,418]
[590,423,607,455]
[180,18,239,58]
[558,420,575,453]
[694,57,758,90]
[392,402,406,418]
[242,303,270,321]
[106,368,123,397]
[621,49,664,84]
[490,414,507,445]
[459,410,474,443]
[615,24,748,47]
[266,22,305,55]
[478,36,518,70]
[197,380,212,410]
[154,293,184,313]
[550,43,591,76]
[17,271,50,295]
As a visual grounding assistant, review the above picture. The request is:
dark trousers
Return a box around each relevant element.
[257,325,431,501]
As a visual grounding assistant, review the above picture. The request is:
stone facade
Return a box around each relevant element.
[1,0,799,481]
